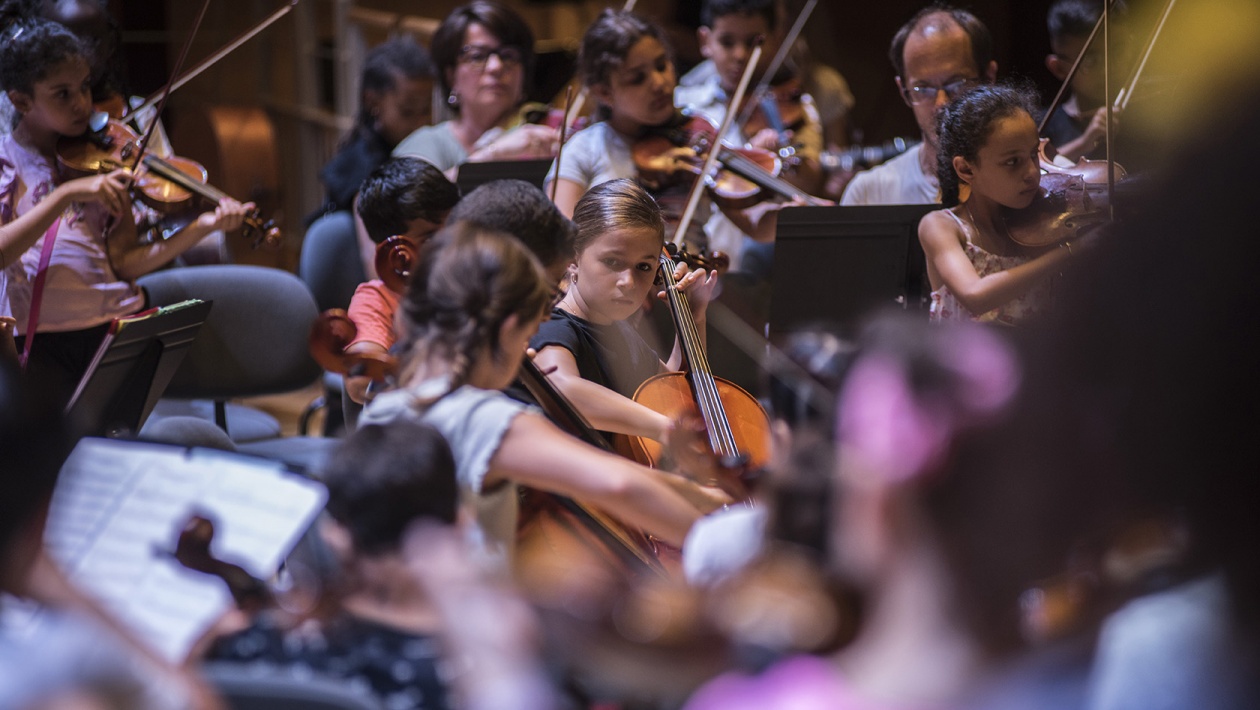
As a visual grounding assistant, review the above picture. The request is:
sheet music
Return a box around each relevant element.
[37,438,327,662]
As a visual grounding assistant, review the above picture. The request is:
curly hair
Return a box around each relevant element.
[934,82,1039,207]
[0,16,88,124]
[400,222,551,397]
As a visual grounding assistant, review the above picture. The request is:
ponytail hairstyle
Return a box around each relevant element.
[0,15,88,127]
[571,178,665,255]
[934,82,1039,207]
[400,221,551,397]
[578,9,671,117]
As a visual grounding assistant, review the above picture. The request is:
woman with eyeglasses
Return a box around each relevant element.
[392,1,558,180]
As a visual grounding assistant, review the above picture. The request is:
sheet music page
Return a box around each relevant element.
[37,438,327,662]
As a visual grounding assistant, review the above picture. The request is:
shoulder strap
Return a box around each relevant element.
[19,218,62,370]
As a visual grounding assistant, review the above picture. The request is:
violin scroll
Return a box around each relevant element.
[374,236,418,294]
[173,514,272,613]
[307,309,396,381]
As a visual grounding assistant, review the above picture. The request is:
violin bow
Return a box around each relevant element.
[671,44,763,252]
[128,0,214,173]
[551,86,574,203]
[732,0,819,134]
[124,0,301,121]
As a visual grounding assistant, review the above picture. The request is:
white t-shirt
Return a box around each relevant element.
[360,380,535,569]
[545,121,636,193]
[840,142,939,206]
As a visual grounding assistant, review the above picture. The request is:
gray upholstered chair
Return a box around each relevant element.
[138,265,336,471]
[298,211,371,436]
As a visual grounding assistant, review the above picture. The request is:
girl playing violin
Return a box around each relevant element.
[532,178,717,443]
[0,18,250,394]
[360,222,722,570]
[919,83,1075,325]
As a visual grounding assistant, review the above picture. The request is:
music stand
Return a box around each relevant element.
[456,158,552,194]
[65,300,213,437]
[769,205,936,337]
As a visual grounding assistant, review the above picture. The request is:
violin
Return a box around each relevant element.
[1003,138,1127,248]
[632,111,827,210]
[741,74,807,146]
[615,243,769,499]
[57,118,281,249]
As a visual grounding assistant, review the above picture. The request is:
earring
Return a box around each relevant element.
[447,91,460,109]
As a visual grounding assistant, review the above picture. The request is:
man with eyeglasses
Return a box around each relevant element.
[841,5,996,206]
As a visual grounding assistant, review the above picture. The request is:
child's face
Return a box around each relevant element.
[596,36,677,131]
[570,225,661,325]
[1049,35,1106,108]
[11,58,93,138]
[699,12,773,93]
[964,112,1041,209]
[399,213,447,249]
[374,71,433,146]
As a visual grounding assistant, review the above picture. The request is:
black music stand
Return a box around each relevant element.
[65,300,213,437]
[770,205,936,337]
[456,158,552,194]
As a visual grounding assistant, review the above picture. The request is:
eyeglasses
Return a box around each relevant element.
[903,77,981,105]
[458,44,524,71]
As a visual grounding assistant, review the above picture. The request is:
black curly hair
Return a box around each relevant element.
[0,15,89,125]
[934,82,1039,207]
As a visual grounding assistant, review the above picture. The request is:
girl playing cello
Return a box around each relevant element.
[532,178,717,443]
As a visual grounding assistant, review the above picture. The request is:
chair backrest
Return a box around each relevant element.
[203,663,383,710]
[300,211,367,312]
[138,265,322,399]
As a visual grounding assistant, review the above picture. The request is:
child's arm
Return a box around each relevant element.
[1055,107,1114,163]
[487,413,708,546]
[0,169,130,268]
[919,209,1072,317]
[344,282,399,404]
[533,344,671,441]
[107,198,251,281]
[662,262,718,372]
[548,178,586,218]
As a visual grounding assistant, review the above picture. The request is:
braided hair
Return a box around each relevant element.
[934,82,1039,207]
[400,221,551,400]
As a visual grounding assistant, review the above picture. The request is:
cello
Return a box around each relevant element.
[615,243,768,500]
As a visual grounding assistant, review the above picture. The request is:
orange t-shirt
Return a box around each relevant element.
[346,279,401,351]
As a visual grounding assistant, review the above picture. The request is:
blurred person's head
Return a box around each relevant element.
[321,420,458,557]
[356,36,436,146]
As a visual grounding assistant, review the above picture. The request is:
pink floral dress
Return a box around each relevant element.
[928,209,1056,326]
